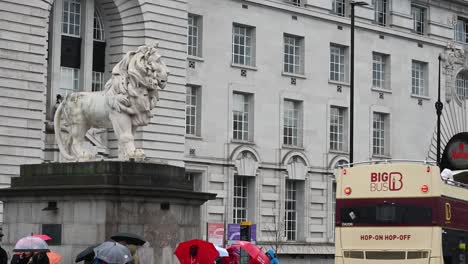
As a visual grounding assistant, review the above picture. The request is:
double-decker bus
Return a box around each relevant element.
[334,161,468,264]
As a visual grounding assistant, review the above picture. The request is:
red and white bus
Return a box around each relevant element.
[334,161,468,264]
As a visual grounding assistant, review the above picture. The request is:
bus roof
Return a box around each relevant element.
[335,161,468,200]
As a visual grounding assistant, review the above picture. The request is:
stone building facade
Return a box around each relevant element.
[2,0,468,263]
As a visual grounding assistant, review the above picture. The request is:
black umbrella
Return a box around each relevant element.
[75,243,100,263]
[110,232,146,246]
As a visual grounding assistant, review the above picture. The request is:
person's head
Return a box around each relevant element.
[189,245,198,257]
[266,249,276,260]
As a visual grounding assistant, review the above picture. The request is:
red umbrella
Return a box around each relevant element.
[228,241,269,264]
[174,239,218,264]
[221,247,239,264]
[32,234,52,241]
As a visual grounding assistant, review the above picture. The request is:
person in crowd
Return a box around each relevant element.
[265,249,279,264]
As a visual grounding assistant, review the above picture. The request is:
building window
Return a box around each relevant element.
[93,11,104,41]
[285,180,297,241]
[372,112,388,156]
[373,0,388,26]
[332,0,346,16]
[233,93,251,141]
[455,17,468,43]
[411,61,427,96]
[330,45,346,82]
[456,71,468,100]
[62,0,81,37]
[233,176,248,224]
[372,53,389,90]
[232,24,254,66]
[91,71,104,92]
[330,106,346,152]
[186,86,201,136]
[60,67,80,95]
[188,14,202,57]
[283,100,302,147]
[283,34,304,74]
[287,0,301,6]
[411,5,426,35]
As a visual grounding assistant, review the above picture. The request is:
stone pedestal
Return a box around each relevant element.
[0,161,216,264]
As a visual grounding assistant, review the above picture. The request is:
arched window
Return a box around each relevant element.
[93,11,105,41]
[456,70,468,99]
[48,0,107,118]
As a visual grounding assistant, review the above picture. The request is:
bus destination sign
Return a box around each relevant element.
[360,234,411,241]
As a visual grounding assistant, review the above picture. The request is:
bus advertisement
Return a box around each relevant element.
[334,162,468,264]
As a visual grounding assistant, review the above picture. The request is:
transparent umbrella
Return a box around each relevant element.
[14,236,49,252]
[94,241,132,264]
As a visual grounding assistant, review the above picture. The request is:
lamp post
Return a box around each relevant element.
[349,1,369,165]
[436,55,443,165]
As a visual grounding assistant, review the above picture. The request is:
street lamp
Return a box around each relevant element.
[436,55,443,165]
[349,1,369,165]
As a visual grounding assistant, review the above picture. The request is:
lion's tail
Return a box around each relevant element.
[54,99,75,161]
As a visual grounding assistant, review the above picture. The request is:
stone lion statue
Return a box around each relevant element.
[54,43,169,161]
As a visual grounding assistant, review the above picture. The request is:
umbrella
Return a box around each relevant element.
[33,234,52,241]
[47,251,62,264]
[14,236,49,252]
[94,241,133,264]
[215,245,229,257]
[75,243,101,263]
[228,241,269,264]
[221,247,239,264]
[174,239,218,264]
[110,232,146,246]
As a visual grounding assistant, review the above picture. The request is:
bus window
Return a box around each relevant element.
[343,251,364,259]
[341,204,432,225]
[365,251,406,260]
[407,251,429,259]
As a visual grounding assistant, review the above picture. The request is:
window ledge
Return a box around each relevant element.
[372,154,392,159]
[328,80,350,87]
[410,94,430,100]
[231,139,255,145]
[371,87,392,94]
[231,63,257,71]
[282,72,306,79]
[282,145,305,151]
[185,135,203,141]
[329,150,349,155]
[188,55,204,62]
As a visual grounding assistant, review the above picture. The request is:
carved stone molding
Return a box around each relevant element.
[286,155,307,180]
[234,151,259,176]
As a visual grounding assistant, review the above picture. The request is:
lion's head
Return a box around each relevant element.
[104,43,169,126]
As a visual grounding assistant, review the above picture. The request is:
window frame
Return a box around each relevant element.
[372,52,390,90]
[411,4,427,35]
[283,100,303,147]
[332,0,347,17]
[330,106,347,152]
[61,0,82,38]
[91,71,104,92]
[373,0,388,26]
[232,92,253,142]
[285,179,297,241]
[93,10,105,42]
[233,175,248,224]
[283,34,304,75]
[456,70,468,100]
[188,14,202,57]
[411,60,428,97]
[186,85,202,136]
[330,44,347,83]
[60,66,80,96]
[372,112,390,157]
[455,16,468,43]
[232,23,255,66]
